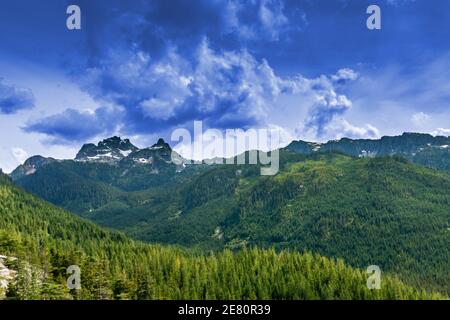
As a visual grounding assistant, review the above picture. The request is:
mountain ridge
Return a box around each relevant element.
[10,136,185,182]
[9,132,450,179]
[2,137,450,295]
[288,132,450,156]
[6,132,450,178]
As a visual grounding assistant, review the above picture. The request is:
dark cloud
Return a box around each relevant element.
[0,79,35,114]
[19,1,370,144]
[26,42,363,144]
[23,106,120,143]
[26,42,276,142]
[82,42,275,133]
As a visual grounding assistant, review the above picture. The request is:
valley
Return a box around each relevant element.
[1,171,441,299]
[5,133,450,296]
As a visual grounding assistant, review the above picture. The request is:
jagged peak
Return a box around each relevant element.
[97,136,137,150]
[75,136,139,163]
[150,138,171,150]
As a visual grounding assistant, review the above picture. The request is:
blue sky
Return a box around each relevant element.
[1,0,450,172]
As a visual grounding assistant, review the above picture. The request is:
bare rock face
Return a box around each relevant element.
[0,255,17,299]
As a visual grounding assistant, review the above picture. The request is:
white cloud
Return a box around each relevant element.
[432,128,450,137]
[73,39,361,142]
[299,73,358,138]
[172,122,293,161]
[28,37,363,148]
[259,0,288,40]
[385,0,416,6]
[319,118,380,140]
[344,54,450,138]
[411,112,431,127]
[332,68,359,82]
[11,147,29,165]
[224,0,295,41]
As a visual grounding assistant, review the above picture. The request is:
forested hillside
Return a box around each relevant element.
[224,154,450,294]
[1,172,442,300]
[64,152,449,293]
[6,134,450,297]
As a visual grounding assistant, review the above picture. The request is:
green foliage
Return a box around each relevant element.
[66,152,450,295]
[225,155,450,294]
[16,162,124,214]
[0,172,443,300]
[6,150,450,297]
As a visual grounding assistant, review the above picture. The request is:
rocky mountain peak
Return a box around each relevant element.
[9,155,57,180]
[124,138,175,167]
[151,138,171,150]
[75,136,139,163]
[98,136,136,150]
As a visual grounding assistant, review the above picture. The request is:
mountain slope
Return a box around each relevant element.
[10,137,202,213]
[223,154,450,294]
[6,135,450,295]
[79,152,450,294]
[1,172,439,300]
[15,161,125,214]
[288,132,450,171]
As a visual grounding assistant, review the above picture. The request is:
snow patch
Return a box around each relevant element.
[25,166,36,176]
[135,158,153,164]
[119,149,133,157]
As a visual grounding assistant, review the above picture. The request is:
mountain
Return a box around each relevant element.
[10,137,196,213]
[7,134,450,295]
[288,132,450,171]
[75,136,139,163]
[13,161,125,214]
[222,154,450,293]
[10,136,140,181]
[80,152,450,294]
[10,155,57,180]
[1,172,437,300]
[11,137,185,183]
[74,136,179,169]
[120,138,182,174]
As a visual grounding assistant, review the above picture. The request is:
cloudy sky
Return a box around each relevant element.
[1,0,450,172]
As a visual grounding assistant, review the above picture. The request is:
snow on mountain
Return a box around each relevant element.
[9,136,190,182]
[288,133,450,158]
[75,136,139,163]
